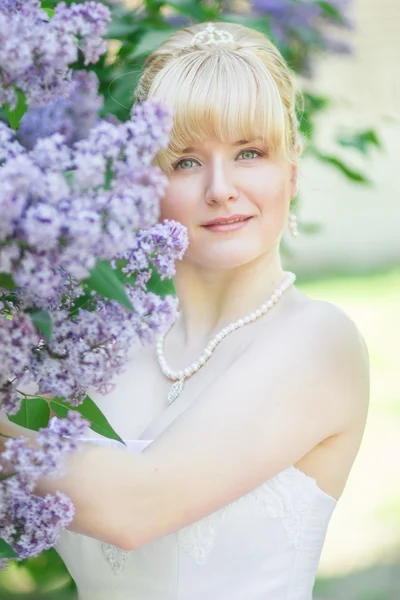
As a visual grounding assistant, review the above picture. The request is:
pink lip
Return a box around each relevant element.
[202,214,253,226]
[202,217,253,233]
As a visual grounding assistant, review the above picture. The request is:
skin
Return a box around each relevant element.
[159,138,298,347]
[0,137,370,552]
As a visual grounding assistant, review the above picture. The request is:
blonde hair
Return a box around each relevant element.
[135,22,302,173]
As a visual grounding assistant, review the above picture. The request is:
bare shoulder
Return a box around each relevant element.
[301,298,370,371]
[297,296,366,345]
[293,297,370,430]
[252,293,370,438]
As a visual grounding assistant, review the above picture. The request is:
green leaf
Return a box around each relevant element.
[68,291,95,317]
[317,154,370,183]
[42,7,55,18]
[146,267,175,297]
[128,29,177,59]
[303,91,330,114]
[316,1,345,23]
[84,260,134,311]
[41,0,58,7]
[8,397,50,431]
[5,90,27,130]
[105,20,140,40]
[49,396,126,446]
[0,273,16,290]
[104,67,139,115]
[0,539,18,559]
[64,170,75,186]
[164,0,209,21]
[336,129,381,155]
[30,310,53,342]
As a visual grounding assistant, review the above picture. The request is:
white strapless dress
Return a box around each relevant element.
[55,438,337,600]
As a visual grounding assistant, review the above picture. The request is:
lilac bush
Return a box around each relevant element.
[0,0,111,109]
[250,0,353,74]
[0,411,89,569]
[0,1,189,568]
[0,100,188,415]
[0,102,176,296]
[18,70,104,149]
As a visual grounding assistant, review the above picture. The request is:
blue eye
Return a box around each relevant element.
[237,149,262,160]
[174,158,199,170]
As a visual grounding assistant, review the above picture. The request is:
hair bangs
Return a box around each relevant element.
[149,49,288,172]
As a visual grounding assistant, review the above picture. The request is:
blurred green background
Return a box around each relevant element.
[1,0,399,597]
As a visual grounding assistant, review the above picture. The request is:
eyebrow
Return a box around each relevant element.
[181,139,261,154]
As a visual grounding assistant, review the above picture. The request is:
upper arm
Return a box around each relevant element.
[124,301,370,549]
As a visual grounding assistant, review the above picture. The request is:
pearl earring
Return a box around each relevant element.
[288,209,299,238]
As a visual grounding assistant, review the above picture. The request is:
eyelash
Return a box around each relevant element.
[172,149,265,171]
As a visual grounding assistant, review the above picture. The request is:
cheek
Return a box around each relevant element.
[159,182,187,223]
[252,173,289,212]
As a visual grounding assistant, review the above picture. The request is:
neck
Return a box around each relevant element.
[171,251,289,350]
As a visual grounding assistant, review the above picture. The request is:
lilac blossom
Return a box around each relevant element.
[26,288,179,405]
[0,411,89,566]
[118,221,189,282]
[250,0,353,67]
[0,101,180,302]
[52,2,112,66]
[0,1,190,569]
[0,0,111,109]
[0,313,40,415]
[18,71,103,150]
[0,99,188,412]
[0,121,24,162]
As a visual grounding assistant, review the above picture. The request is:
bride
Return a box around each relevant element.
[3,21,369,600]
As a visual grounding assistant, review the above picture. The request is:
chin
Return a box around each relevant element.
[194,252,258,271]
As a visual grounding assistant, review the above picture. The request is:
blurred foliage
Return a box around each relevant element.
[0,0,386,595]
[0,549,78,599]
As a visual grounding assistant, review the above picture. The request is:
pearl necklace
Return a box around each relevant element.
[156,271,296,405]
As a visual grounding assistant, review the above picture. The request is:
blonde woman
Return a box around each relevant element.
[1,22,369,600]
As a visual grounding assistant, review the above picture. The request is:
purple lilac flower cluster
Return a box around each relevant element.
[0,100,188,414]
[0,313,40,415]
[27,289,180,407]
[251,0,353,67]
[18,70,104,150]
[0,101,179,299]
[0,1,189,568]
[0,411,89,568]
[0,0,111,109]
[118,221,190,283]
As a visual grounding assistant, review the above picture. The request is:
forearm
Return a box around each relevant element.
[0,414,138,549]
[38,442,150,550]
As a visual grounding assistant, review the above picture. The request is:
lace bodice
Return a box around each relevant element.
[55,438,336,600]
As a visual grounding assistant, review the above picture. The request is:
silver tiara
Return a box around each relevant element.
[191,23,234,47]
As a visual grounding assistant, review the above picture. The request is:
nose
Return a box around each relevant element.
[204,158,239,205]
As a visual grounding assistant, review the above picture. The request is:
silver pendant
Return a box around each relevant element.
[168,379,185,405]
